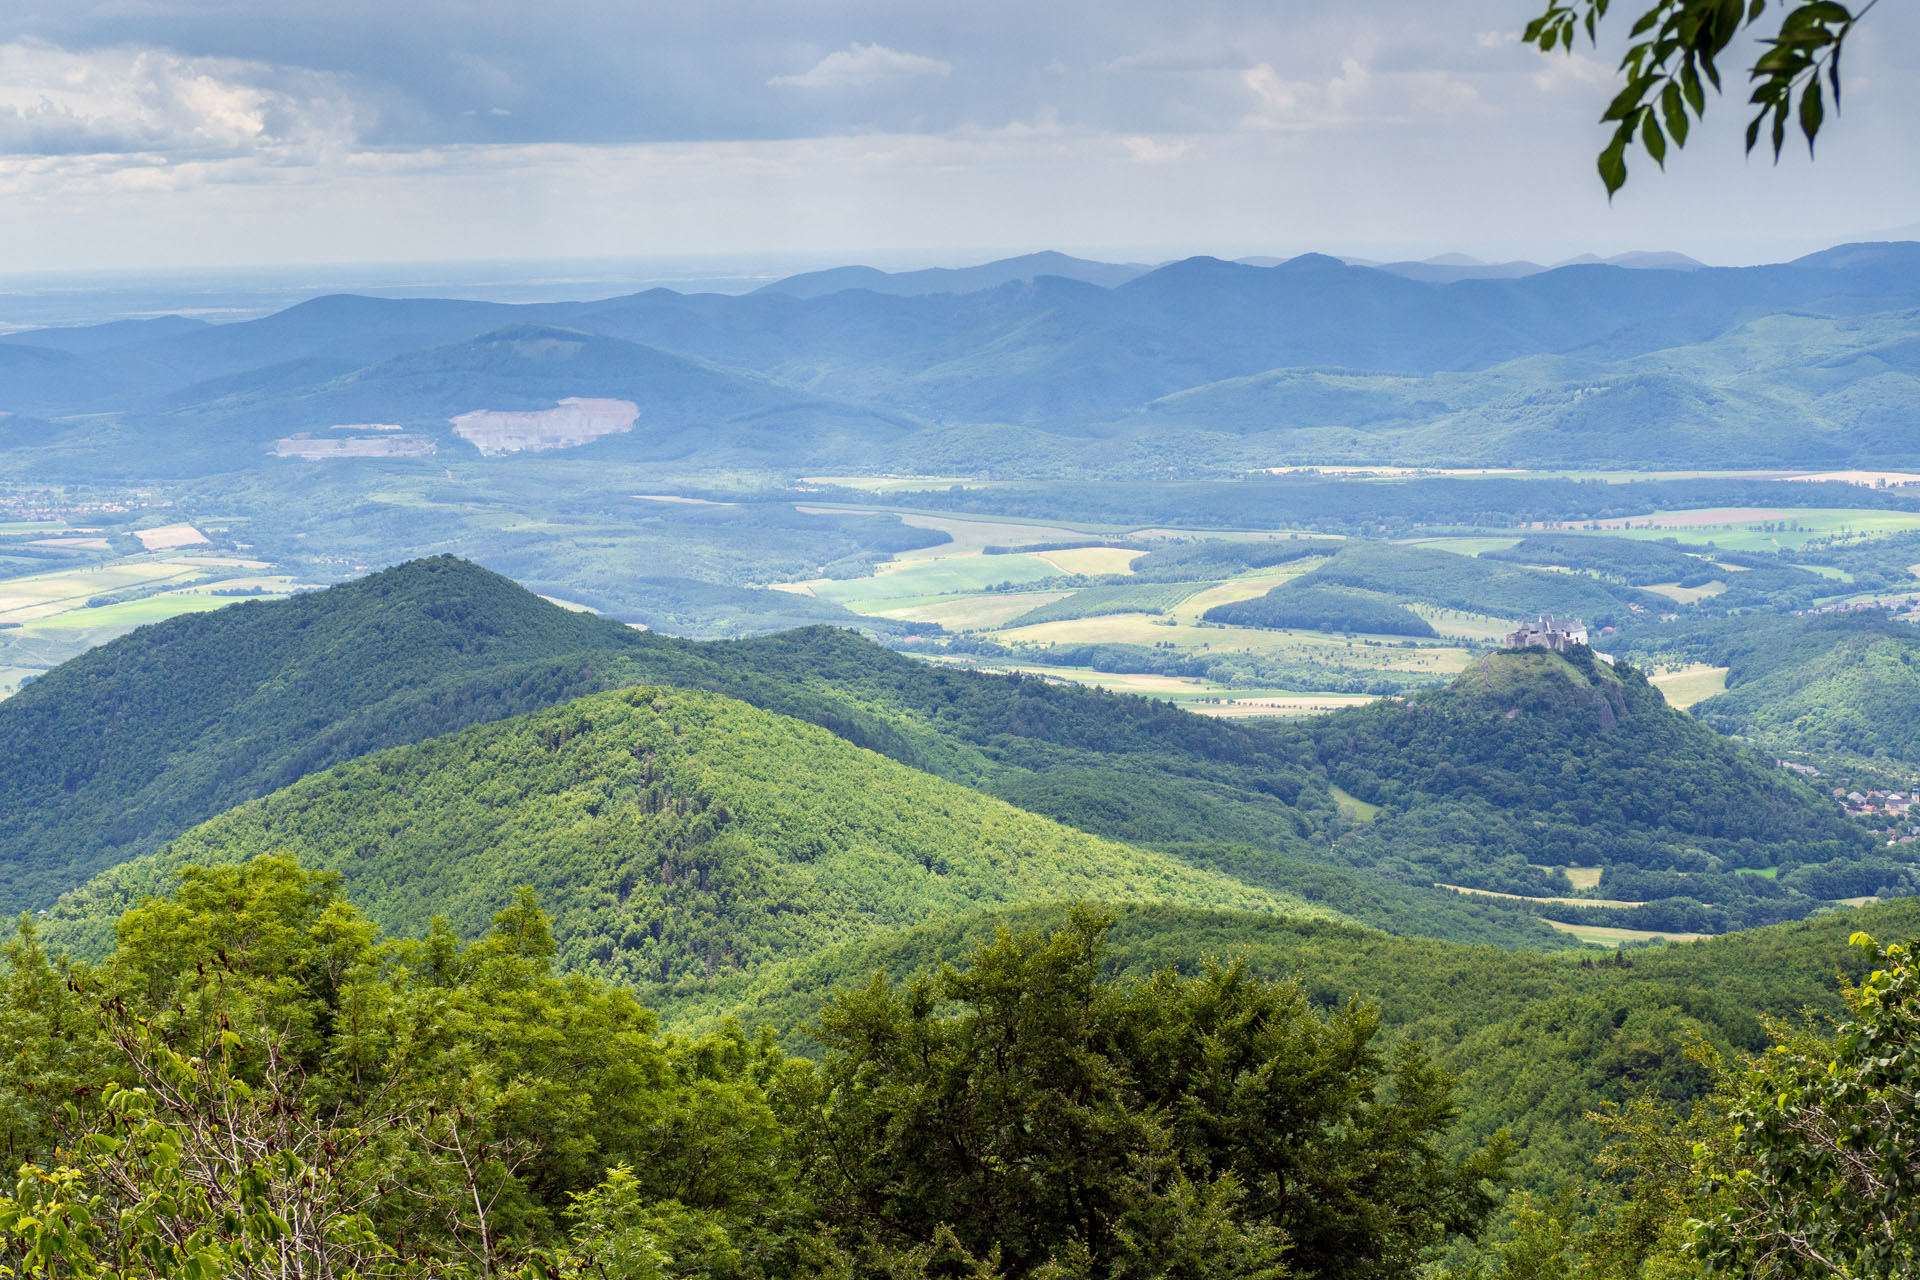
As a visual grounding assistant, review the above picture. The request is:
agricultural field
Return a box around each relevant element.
[1542,920,1709,947]
[0,520,302,693]
[1570,507,1920,551]
[1650,663,1731,709]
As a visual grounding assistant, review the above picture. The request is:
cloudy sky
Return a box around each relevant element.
[2,0,1916,273]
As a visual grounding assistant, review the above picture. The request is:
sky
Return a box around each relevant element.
[1,0,1917,275]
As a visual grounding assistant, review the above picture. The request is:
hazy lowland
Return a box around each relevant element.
[6,244,1920,1274]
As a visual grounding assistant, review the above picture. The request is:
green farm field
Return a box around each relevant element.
[1581,507,1920,551]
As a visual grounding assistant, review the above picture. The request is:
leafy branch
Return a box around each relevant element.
[1524,0,1882,194]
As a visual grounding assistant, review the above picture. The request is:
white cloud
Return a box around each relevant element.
[0,40,356,162]
[769,43,952,90]
[1243,54,1479,129]
[1530,50,1615,94]
[1121,134,1194,163]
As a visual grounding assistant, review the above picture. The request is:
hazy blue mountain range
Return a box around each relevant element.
[3,243,1919,474]
[754,250,1150,298]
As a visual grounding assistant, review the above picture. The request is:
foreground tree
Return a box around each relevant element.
[1525,0,1886,193]
[1450,930,1919,1280]
[0,858,811,1279]
[806,907,1510,1279]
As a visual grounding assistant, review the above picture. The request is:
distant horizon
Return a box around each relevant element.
[6,231,1919,332]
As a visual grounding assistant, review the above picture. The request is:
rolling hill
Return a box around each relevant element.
[39,685,1309,999]
[0,557,1576,948]
[1296,645,1888,925]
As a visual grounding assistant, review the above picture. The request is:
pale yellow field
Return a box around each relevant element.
[925,659,1221,698]
[994,612,1474,675]
[1330,785,1382,821]
[1562,866,1604,891]
[133,524,210,551]
[1036,547,1143,576]
[1438,883,1646,909]
[1168,563,1328,622]
[0,560,212,624]
[1645,580,1727,604]
[1651,664,1730,709]
[872,591,1074,630]
[1545,921,1707,947]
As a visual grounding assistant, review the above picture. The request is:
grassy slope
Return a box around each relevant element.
[41,687,1310,1002]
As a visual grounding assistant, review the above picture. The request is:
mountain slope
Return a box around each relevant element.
[0,558,1576,949]
[42,686,1306,996]
[1299,647,1878,917]
[0,556,651,905]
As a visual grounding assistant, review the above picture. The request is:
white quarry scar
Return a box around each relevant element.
[449,398,640,456]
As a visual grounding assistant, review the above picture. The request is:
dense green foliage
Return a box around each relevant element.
[809,907,1507,1279]
[0,861,1511,1279]
[1,857,815,1279]
[1294,543,1658,625]
[1123,539,1343,582]
[1290,649,1884,922]
[1482,535,1714,587]
[41,687,1298,998]
[1204,584,1438,637]
[668,896,1920,1203]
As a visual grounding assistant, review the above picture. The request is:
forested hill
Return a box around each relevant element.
[0,556,653,907]
[0,557,1348,914]
[1292,647,1876,922]
[40,686,1306,999]
[3,557,1891,948]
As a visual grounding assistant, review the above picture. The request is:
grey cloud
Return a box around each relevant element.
[4,0,1916,154]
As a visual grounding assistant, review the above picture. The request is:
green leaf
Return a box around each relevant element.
[1641,112,1668,166]
[1799,78,1824,151]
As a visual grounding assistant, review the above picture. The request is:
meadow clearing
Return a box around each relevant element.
[1649,663,1731,709]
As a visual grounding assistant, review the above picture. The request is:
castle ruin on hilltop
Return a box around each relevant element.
[1504,616,1589,652]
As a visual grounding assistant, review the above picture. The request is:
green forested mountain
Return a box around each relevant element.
[41,686,1303,999]
[2,557,1570,948]
[0,556,651,907]
[1669,612,1920,768]
[1296,648,1879,916]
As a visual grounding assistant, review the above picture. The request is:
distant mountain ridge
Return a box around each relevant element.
[754,250,1149,298]
[5,241,1920,473]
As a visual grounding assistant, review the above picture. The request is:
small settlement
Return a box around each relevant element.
[1835,787,1920,844]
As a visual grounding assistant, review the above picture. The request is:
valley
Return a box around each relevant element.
[7,243,1920,1277]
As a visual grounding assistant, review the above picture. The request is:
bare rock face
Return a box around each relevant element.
[450,397,639,456]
